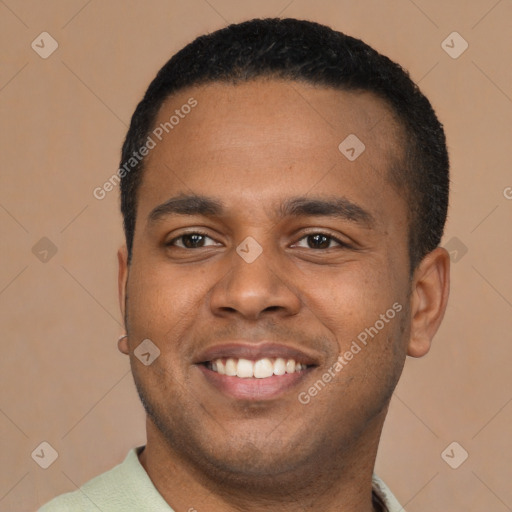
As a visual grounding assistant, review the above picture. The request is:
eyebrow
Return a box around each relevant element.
[147,194,375,227]
[278,196,374,226]
[148,195,224,223]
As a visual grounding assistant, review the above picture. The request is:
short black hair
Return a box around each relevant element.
[120,17,449,270]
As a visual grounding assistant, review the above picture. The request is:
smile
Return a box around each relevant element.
[206,357,308,379]
[195,342,319,400]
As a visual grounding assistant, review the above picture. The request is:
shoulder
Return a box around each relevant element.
[38,448,147,511]
[373,473,406,512]
[38,489,91,511]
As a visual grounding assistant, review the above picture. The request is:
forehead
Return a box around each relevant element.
[153,79,401,154]
[137,79,405,225]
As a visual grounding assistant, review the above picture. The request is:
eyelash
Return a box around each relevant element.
[166,231,349,250]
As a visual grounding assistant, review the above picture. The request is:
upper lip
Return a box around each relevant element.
[194,342,321,366]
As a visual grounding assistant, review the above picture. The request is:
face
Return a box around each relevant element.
[119,80,419,484]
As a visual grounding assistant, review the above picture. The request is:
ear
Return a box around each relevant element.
[407,247,450,357]
[117,245,130,355]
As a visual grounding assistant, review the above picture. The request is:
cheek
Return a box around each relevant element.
[295,260,399,340]
[126,263,201,395]
[126,261,206,340]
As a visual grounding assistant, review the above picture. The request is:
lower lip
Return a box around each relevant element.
[197,365,313,401]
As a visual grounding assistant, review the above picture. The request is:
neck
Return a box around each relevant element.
[138,412,387,512]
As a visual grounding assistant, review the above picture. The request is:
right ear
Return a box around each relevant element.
[117,245,130,355]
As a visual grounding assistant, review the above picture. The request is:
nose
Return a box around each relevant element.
[209,244,302,321]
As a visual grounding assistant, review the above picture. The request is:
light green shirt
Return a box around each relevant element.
[39,447,405,511]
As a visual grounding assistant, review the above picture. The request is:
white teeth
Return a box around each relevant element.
[209,357,307,378]
[225,358,237,376]
[273,357,286,375]
[216,359,226,375]
[285,359,296,374]
[254,358,274,378]
[236,358,254,378]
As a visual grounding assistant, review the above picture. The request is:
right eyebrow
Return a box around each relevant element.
[147,195,224,225]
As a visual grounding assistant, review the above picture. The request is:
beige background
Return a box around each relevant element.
[1,0,511,510]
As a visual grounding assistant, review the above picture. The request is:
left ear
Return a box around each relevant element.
[407,247,450,357]
[117,245,130,355]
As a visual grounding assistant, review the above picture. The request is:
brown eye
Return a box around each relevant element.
[307,234,330,249]
[168,233,218,249]
[294,233,345,250]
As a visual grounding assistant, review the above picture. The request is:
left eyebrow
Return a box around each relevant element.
[277,196,375,228]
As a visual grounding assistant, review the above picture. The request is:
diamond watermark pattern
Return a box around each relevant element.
[441,441,469,469]
[441,32,468,59]
[32,237,58,263]
[443,236,468,263]
[134,338,160,365]
[31,32,59,59]
[338,134,365,161]
[236,236,263,263]
[31,441,58,469]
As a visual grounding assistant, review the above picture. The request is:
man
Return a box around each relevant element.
[40,18,450,512]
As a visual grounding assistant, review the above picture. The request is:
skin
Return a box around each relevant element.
[117,79,450,512]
